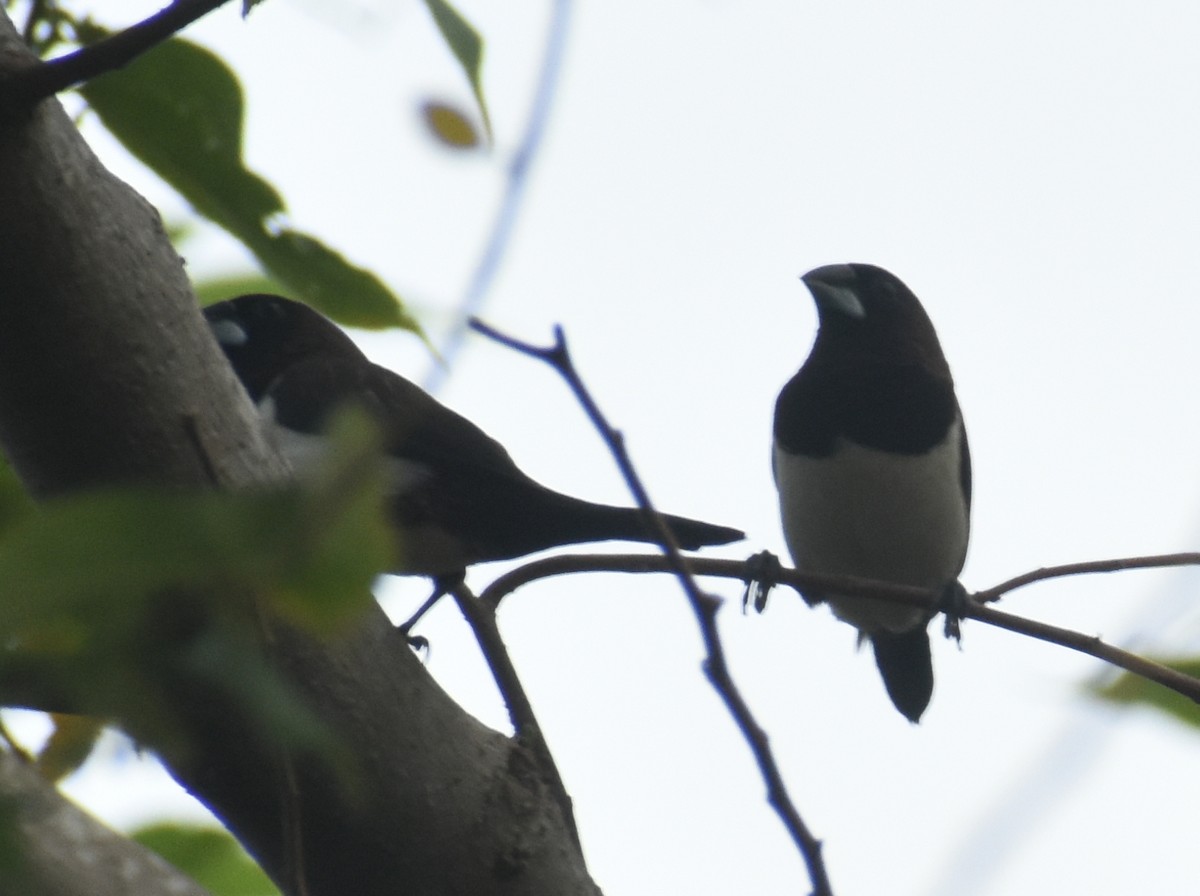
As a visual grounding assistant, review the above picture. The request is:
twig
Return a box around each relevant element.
[481,550,1200,706]
[974,552,1200,604]
[2,0,235,113]
[422,0,574,393]
[968,602,1200,701]
[447,581,581,853]
[480,553,936,612]
[470,319,834,896]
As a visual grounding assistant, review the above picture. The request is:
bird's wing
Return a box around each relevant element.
[262,356,528,481]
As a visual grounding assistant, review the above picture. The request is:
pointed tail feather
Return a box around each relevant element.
[659,511,744,550]
[519,490,744,555]
[871,627,934,723]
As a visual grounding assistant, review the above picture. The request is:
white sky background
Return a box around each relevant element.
[12,1,1200,894]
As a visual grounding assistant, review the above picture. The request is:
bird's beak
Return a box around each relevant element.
[801,264,866,320]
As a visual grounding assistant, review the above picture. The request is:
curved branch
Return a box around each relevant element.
[479,553,935,612]
[479,551,1200,709]
[448,582,581,852]
[0,750,213,896]
[974,552,1200,604]
[968,601,1200,699]
[1,0,236,117]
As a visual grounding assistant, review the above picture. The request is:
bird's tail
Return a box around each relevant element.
[870,627,934,723]
[530,490,744,553]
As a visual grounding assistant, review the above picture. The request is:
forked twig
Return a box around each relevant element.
[447,581,581,852]
[470,318,834,896]
[2,0,235,114]
[481,551,1200,707]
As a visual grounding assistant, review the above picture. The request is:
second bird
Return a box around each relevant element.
[204,294,744,583]
[772,263,971,722]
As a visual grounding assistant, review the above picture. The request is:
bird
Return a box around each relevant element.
[772,263,970,722]
[204,294,745,584]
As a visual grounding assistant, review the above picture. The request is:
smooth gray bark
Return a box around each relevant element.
[0,11,598,896]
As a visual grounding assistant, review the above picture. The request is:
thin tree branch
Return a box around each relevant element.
[422,0,574,393]
[479,553,936,613]
[968,602,1200,699]
[479,550,1200,706]
[1,0,235,115]
[974,552,1200,604]
[447,581,582,853]
[469,318,834,896]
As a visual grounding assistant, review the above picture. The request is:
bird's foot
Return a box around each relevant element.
[742,550,783,614]
[396,574,463,652]
[938,580,970,644]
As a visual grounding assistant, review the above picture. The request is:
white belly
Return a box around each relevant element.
[774,420,969,634]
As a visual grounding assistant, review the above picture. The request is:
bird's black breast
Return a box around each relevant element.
[774,361,960,458]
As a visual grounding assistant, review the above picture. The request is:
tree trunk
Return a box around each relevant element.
[0,12,597,896]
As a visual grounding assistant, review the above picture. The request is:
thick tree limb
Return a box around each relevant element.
[0,11,596,896]
[0,749,214,896]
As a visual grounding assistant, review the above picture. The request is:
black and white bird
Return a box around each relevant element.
[204,294,744,583]
[772,264,970,722]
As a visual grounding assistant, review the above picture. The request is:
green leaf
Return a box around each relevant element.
[253,229,424,333]
[0,456,35,539]
[261,407,395,626]
[1091,657,1200,730]
[193,273,290,308]
[0,412,393,749]
[0,424,391,636]
[79,37,418,334]
[133,823,279,896]
[423,0,492,140]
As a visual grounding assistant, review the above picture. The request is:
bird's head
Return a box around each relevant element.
[800,263,946,371]
[203,294,365,401]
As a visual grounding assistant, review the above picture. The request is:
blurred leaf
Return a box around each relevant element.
[423,0,492,140]
[1091,658,1200,729]
[420,99,482,149]
[253,229,424,334]
[194,274,289,308]
[79,36,418,335]
[35,714,102,783]
[133,823,279,896]
[163,217,197,247]
[0,412,392,749]
[179,626,340,761]
[0,457,34,539]
[0,420,390,637]
[260,407,395,626]
[20,1,76,57]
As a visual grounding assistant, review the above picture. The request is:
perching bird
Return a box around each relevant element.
[204,294,744,581]
[772,264,970,722]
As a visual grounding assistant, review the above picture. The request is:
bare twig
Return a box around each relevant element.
[481,549,1200,706]
[2,0,235,114]
[470,319,834,896]
[447,581,581,853]
[974,552,1200,604]
[422,0,574,393]
[968,602,1200,700]
[479,553,936,612]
